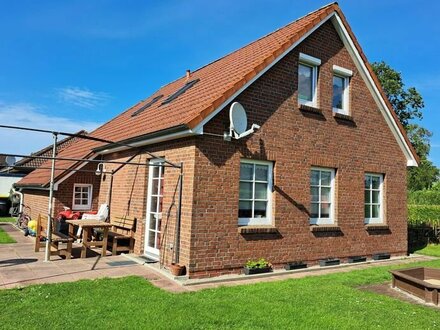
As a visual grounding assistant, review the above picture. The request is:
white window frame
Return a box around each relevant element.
[310,167,335,225]
[72,184,93,211]
[298,53,321,107]
[364,173,384,224]
[238,159,273,226]
[332,65,352,115]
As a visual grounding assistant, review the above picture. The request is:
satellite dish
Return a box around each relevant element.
[230,102,248,135]
[224,102,261,141]
[5,156,16,166]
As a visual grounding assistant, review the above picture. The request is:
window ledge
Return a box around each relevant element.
[365,224,389,231]
[238,225,278,234]
[299,104,322,115]
[310,225,341,232]
[333,112,353,121]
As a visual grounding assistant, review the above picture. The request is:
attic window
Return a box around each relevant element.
[161,79,200,105]
[131,95,163,117]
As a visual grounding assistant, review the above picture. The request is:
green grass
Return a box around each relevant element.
[0,226,16,244]
[1,260,440,329]
[0,217,15,223]
[415,244,440,257]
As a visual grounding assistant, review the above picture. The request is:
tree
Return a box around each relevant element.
[372,61,424,128]
[372,61,438,190]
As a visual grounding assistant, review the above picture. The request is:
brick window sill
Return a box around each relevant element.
[365,224,389,231]
[299,104,322,115]
[310,225,341,232]
[333,112,354,122]
[238,225,278,234]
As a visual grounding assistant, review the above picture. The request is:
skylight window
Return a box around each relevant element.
[131,95,163,117]
[161,79,200,105]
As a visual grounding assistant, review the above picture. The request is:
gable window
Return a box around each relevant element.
[298,53,321,107]
[310,167,335,225]
[72,184,92,211]
[238,160,273,226]
[332,65,352,115]
[364,174,384,224]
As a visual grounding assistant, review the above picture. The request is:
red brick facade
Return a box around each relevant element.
[22,162,101,220]
[20,20,409,278]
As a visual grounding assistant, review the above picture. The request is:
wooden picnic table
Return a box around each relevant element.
[66,219,113,258]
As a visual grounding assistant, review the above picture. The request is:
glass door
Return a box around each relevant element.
[144,160,164,259]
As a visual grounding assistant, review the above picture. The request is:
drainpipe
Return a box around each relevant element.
[45,133,58,262]
[173,162,183,264]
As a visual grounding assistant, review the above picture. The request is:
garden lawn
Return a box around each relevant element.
[0,217,15,223]
[0,226,15,243]
[1,260,440,329]
[416,244,440,257]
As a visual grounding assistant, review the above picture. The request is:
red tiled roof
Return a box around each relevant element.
[17,2,418,187]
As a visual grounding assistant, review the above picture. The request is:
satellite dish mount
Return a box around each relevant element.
[225,102,260,141]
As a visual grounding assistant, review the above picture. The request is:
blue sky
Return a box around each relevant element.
[1,0,439,165]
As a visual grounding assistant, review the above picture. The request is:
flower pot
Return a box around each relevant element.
[372,253,390,260]
[169,263,186,276]
[348,256,367,263]
[319,259,340,267]
[243,266,272,275]
[284,262,307,270]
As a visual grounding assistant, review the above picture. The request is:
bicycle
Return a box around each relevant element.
[15,204,31,230]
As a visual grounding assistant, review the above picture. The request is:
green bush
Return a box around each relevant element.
[408,190,440,205]
[408,204,440,226]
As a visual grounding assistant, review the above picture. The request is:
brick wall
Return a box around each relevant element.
[22,162,101,220]
[188,20,408,278]
[100,140,196,269]
[22,190,49,220]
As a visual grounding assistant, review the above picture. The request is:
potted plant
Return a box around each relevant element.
[285,261,308,270]
[319,258,340,267]
[169,263,186,276]
[243,258,273,275]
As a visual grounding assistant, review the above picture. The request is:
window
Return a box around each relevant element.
[310,168,335,225]
[238,160,273,225]
[72,184,92,210]
[131,95,163,117]
[364,174,383,224]
[298,53,321,107]
[161,79,200,105]
[332,65,352,115]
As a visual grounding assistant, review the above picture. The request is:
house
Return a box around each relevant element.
[16,3,418,278]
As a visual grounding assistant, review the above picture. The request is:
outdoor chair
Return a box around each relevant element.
[76,204,109,238]
[82,204,109,221]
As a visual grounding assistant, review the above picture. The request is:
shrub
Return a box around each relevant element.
[408,190,440,205]
[408,204,440,227]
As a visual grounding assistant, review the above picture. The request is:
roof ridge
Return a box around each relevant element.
[147,2,338,93]
[189,2,338,76]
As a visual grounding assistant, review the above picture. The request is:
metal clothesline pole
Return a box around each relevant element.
[45,133,57,262]
[0,153,179,168]
[0,124,180,168]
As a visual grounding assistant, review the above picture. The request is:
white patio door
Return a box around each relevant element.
[144,160,164,259]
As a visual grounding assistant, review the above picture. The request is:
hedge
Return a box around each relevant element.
[408,204,440,226]
[408,190,440,205]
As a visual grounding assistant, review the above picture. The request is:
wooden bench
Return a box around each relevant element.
[35,214,73,259]
[107,216,136,255]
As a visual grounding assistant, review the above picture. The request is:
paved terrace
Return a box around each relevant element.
[1,223,437,293]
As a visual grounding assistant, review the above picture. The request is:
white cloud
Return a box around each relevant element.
[0,102,100,156]
[57,87,110,109]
